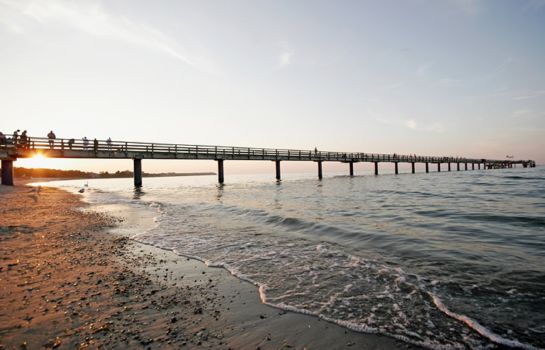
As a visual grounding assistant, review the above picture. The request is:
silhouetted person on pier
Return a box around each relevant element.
[106,137,112,150]
[83,137,89,150]
[314,147,318,155]
[68,138,75,149]
[93,138,99,152]
[12,130,20,145]
[47,130,56,149]
[21,130,30,149]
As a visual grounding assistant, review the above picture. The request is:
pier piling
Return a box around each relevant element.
[217,159,224,184]
[465,163,468,171]
[317,161,323,180]
[457,163,460,171]
[395,162,399,175]
[1,159,14,186]
[349,161,354,177]
[425,162,429,173]
[374,161,379,175]
[133,158,142,188]
[275,160,281,181]
[438,163,441,172]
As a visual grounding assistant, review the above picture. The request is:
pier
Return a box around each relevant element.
[0,134,536,187]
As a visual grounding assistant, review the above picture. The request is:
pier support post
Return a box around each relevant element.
[349,162,354,177]
[1,159,14,186]
[472,163,475,170]
[133,158,142,188]
[275,160,281,181]
[437,163,441,172]
[217,159,224,184]
[457,163,460,171]
[411,162,415,174]
[448,163,451,172]
[478,163,481,170]
[317,161,323,180]
[425,162,429,173]
[465,163,468,171]
[394,162,399,175]
[374,162,379,175]
[483,162,486,170]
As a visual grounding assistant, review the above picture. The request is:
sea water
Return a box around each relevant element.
[38,167,545,349]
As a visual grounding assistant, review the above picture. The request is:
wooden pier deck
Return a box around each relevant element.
[0,134,536,187]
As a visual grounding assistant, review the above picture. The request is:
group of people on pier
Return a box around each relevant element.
[0,131,113,153]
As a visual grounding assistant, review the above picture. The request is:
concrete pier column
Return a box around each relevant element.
[275,160,281,181]
[217,159,225,184]
[425,162,429,173]
[437,163,441,172]
[349,162,354,177]
[133,158,142,188]
[411,162,415,174]
[1,159,14,186]
[448,163,451,171]
[317,161,323,180]
[465,163,468,171]
[394,162,399,175]
[374,162,379,175]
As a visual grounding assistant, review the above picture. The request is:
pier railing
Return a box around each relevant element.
[0,133,527,165]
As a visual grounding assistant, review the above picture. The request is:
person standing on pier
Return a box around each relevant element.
[12,130,20,145]
[93,138,99,153]
[83,137,89,150]
[47,130,56,149]
[106,137,112,150]
[20,130,28,149]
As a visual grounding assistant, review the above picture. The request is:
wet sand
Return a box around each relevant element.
[0,184,410,349]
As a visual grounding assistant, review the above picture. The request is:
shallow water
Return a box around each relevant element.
[39,167,545,349]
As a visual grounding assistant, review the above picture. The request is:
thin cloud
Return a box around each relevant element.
[0,0,214,73]
[279,51,293,66]
[514,89,545,101]
[277,41,293,68]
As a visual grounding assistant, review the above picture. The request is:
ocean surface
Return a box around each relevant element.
[38,166,545,349]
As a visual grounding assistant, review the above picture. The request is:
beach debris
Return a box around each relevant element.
[78,188,85,193]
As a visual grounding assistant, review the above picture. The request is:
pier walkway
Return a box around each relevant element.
[0,134,536,186]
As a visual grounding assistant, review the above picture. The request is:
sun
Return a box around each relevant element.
[18,153,50,169]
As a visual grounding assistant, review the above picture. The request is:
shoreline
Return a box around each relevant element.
[0,184,410,349]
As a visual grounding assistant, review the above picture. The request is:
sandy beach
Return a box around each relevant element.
[0,184,409,349]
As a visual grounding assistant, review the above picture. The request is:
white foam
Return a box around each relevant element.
[430,293,539,350]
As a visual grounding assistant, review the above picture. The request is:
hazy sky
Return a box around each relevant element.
[1,0,544,173]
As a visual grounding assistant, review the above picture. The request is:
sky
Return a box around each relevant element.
[1,0,544,173]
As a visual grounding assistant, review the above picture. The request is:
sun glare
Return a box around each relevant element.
[19,153,50,169]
